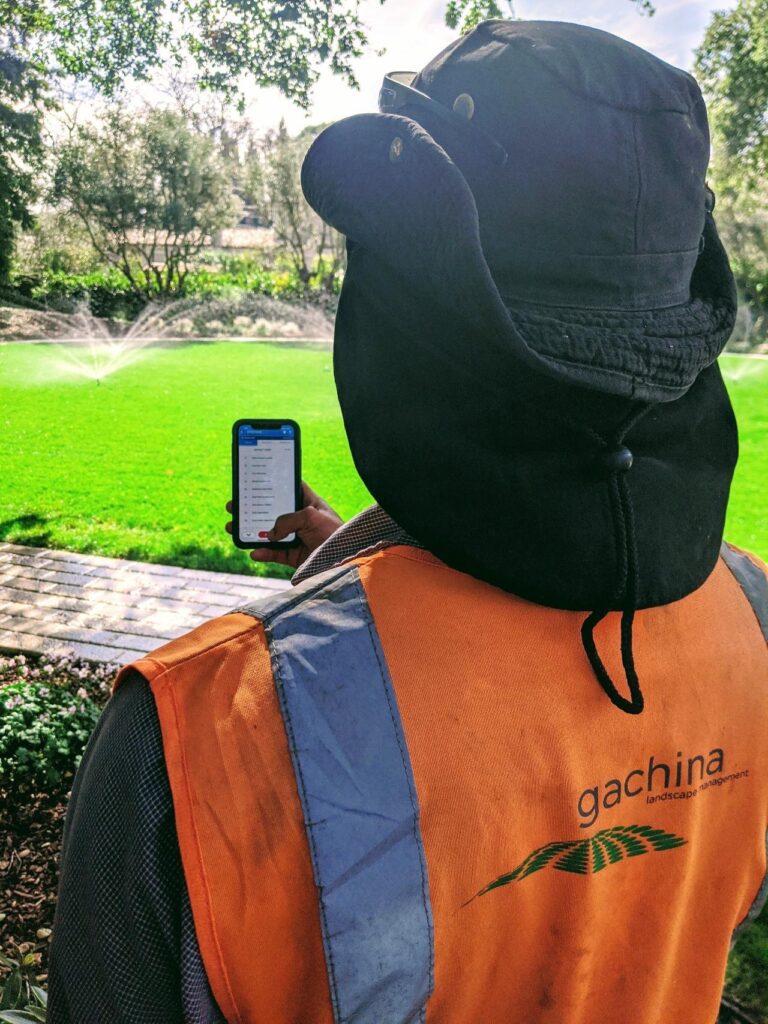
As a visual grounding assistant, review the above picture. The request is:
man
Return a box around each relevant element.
[49,20,767,1023]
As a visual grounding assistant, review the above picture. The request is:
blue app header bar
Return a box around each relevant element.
[238,424,295,445]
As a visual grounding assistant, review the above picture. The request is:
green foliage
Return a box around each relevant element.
[16,253,339,317]
[695,0,768,346]
[21,266,144,320]
[444,0,511,32]
[244,120,344,291]
[0,675,101,798]
[443,0,653,31]
[13,212,103,280]
[0,0,377,109]
[0,39,45,285]
[0,945,46,1022]
[51,107,240,299]
[725,905,768,1018]
[695,0,768,176]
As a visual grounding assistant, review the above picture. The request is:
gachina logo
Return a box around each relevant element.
[462,824,687,907]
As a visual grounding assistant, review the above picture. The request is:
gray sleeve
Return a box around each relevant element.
[47,669,226,1024]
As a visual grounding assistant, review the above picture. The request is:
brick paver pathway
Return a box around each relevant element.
[0,543,290,664]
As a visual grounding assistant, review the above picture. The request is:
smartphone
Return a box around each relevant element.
[232,419,301,548]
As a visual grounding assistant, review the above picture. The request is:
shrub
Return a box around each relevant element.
[0,667,102,798]
[0,946,46,1021]
[14,251,340,319]
[0,653,116,699]
[26,268,145,321]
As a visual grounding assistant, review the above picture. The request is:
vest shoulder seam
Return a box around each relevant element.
[236,562,359,624]
[143,618,265,686]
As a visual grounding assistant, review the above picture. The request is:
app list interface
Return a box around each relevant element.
[238,424,296,542]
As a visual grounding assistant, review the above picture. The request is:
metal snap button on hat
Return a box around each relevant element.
[452,93,475,119]
[389,136,403,162]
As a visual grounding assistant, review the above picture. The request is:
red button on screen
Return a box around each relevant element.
[258,530,269,538]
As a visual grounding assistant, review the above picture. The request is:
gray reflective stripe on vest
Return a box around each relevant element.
[720,542,768,944]
[238,562,434,1024]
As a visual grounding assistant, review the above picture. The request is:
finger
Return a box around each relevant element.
[226,500,233,513]
[300,481,343,521]
[249,547,292,565]
[225,521,232,534]
[269,508,315,541]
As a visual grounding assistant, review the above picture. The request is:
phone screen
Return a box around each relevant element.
[236,422,299,544]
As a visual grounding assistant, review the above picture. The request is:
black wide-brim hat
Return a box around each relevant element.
[303,20,736,402]
[300,19,739,706]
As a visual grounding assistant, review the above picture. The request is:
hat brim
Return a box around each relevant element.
[301,112,736,402]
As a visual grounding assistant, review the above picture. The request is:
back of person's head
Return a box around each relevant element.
[301,20,738,714]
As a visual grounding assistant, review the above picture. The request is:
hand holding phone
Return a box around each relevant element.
[229,415,343,567]
[232,419,302,549]
[225,481,344,569]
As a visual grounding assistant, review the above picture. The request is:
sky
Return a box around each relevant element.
[241,0,734,135]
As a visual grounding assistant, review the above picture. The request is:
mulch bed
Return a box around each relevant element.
[0,789,68,981]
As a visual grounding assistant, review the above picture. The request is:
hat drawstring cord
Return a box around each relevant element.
[579,405,651,716]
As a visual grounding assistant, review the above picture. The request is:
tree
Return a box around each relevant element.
[695,0,768,179]
[0,0,383,109]
[51,107,240,298]
[0,0,655,285]
[694,0,768,344]
[2,1,658,107]
[0,17,46,285]
[244,119,344,292]
[444,0,653,32]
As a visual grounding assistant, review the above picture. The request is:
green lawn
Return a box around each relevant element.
[0,341,373,579]
[720,354,768,560]
[0,344,765,578]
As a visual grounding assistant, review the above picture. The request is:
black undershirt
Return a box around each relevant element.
[47,670,225,1023]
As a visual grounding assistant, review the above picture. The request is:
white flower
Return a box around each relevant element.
[76,687,88,699]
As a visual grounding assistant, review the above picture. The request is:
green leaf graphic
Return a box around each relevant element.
[553,841,591,875]
[464,825,687,905]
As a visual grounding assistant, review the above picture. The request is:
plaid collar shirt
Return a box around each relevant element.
[291,503,426,585]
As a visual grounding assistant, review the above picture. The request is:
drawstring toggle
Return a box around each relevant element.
[599,445,634,475]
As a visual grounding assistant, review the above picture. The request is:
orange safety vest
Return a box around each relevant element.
[114,542,768,1024]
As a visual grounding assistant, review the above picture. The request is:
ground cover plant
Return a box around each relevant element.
[0,653,116,1017]
[0,345,765,571]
